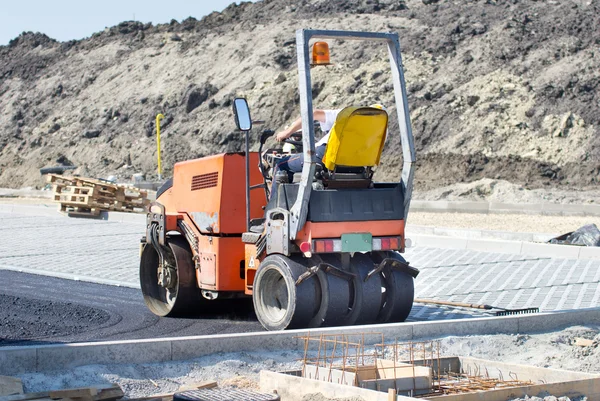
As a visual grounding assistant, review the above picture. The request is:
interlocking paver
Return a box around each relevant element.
[1,212,599,322]
[0,212,143,287]
[406,246,600,319]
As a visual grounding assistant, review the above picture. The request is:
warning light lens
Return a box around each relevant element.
[315,240,326,253]
[312,41,330,65]
[300,242,311,253]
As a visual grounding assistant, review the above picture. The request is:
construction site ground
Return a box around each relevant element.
[1,199,599,400]
[1,203,598,313]
[8,325,600,399]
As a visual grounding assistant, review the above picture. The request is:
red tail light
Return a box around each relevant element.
[325,240,334,252]
[312,239,341,253]
[373,236,402,251]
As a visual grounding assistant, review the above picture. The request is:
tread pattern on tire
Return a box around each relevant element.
[253,251,414,330]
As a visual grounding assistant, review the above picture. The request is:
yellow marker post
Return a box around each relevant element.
[156,114,164,180]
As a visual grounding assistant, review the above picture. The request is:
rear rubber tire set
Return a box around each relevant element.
[140,237,414,330]
[253,252,415,330]
[251,255,325,331]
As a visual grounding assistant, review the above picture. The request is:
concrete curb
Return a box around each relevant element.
[0,203,60,217]
[98,210,146,223]
[0,263,139,289]
[406,225,555,243]
[408,233,600,260]
[411,200,600,216]
[2,307,599,375]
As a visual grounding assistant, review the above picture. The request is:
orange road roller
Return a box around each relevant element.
[140,29,419,330]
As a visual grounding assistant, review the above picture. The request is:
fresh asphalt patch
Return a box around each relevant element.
[0,270,262,346]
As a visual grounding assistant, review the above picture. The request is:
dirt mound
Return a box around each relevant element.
[0,0,598,199]
[411,152,599,191]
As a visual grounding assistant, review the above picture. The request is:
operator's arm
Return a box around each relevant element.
[276,110,326,142]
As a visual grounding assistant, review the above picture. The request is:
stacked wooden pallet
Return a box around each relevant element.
[0,383,124,401]
[47,174,150,217]
[0,377,218,401]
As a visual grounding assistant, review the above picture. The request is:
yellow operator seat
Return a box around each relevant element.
[322,106,388,171]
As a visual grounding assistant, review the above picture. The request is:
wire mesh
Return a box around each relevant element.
[295,332,534,397]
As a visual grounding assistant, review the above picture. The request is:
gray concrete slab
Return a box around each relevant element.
[36,340,172,372]
[410,235,468,251]
[465,238,523,254]
[260,370,419,401]
[520,242,582,259]
[517,307,600,333]
[489,202,543,214]
[260,370,422,401]
[579,246,600,260]
[407,234,599,261]
[583,204,600,216]
[171,331,301,362]
[0,347,37,376]
[410,200,600,216]
[406,225,556,243]
[411,315,519,339]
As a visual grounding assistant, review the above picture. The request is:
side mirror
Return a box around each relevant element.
[233,98,252,131]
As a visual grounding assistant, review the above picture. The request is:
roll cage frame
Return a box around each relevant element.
[288,29,416,240]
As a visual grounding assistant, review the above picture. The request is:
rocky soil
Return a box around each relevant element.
[0,0,598,197]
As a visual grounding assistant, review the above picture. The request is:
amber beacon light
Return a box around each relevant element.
[312,41,331,65]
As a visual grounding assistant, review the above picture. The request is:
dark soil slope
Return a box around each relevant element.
[0,0,598,191]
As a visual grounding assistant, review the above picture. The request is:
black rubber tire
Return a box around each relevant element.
[374,251,414,323]
[156,177,173,199]
[312,254,352,327]
[349,253,385,326]
[253,255,319,331]
[139,237,202,317]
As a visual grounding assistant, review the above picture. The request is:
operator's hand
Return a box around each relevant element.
[276,131,290,142]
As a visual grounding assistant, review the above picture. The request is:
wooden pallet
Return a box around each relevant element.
[0,380,220,401]
[54,189,113,207]
[0,384,123,401]
[110,203,145,213]
[59,204,101,217]
[49,174,150,217]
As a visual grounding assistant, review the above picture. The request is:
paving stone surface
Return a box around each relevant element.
[0,212,143,287]
[1,211,599,322]
[406,246,600,321]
